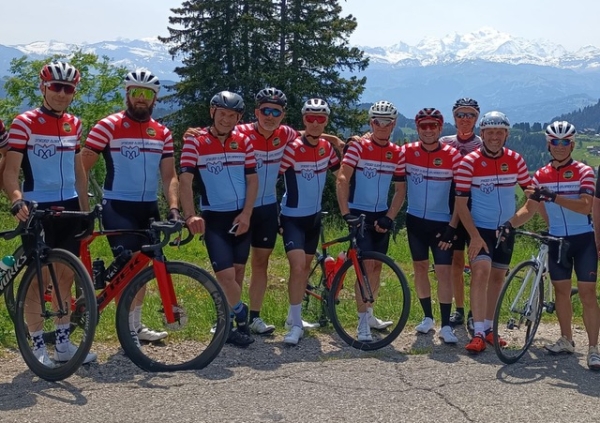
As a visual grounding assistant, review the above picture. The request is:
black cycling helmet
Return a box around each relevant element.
[255,87,287,107]
[452,97,480,114]
[210,91,245,113]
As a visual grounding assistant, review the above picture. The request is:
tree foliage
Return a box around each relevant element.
[159,0,369,137]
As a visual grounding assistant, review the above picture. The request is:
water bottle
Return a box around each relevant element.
[324,255,335,288]
[335,252,347,287]
[0,255,15,280]
[92,259,106,290]
[104,249,133,282]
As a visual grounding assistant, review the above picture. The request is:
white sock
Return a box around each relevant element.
[133,306,142,331]
[483,319,493,332]
[358,311,369,328]
[474,322,485,337]
[367,307,374,318]
[290,303,302,328]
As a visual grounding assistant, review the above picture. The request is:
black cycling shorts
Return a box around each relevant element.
[280,213,321,255]
[548,231,597,283]
[250,203,279,249]
[101,199,160,255]
[406,214,453,265]
[203,209,251,272]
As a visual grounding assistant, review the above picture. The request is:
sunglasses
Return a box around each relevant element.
[128,87,156,100]
[455,112,477,119]
[304,115,328,124]
[259,107,283,117]
[372,118,394,127]
[44,82,76,95]
[549,138,572,147]
[418,122,439,130]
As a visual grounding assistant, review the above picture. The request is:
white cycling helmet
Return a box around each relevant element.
[40,61,80,85]
[545,121,576,141]
[480,111,510,129]
[302,98,330,115]
[368,101,398,119]
[125,69,160,93]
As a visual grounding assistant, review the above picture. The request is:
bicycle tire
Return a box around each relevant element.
[13,248,97,381]
[115,261,229,372]
[327,251,410,350]
[493,260,544,364]
[302,256,329,327]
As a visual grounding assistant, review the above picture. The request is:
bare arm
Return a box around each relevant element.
[553,193,593,215]
[74,152,89,211]
[232,173,258,236]
[335,163,354,216]
[386,181,406,220]
[0,146,9,193]
[321,133,345,156]
[593,196,600,249]
[3,150,24,203]
[507,199,540,228]
[160,157,179,209]
[179,172,205,235]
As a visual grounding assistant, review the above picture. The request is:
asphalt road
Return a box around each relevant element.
[1,324,599,423]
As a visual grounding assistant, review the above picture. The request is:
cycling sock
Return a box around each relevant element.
[30,330,45,351]
[483,319,493,332]
[456,307,465,316]
[474,322,485,337]
[419,297,433,319]
[249,310,260,323]
[289,303,302,328]
[132,306,142,331]
[55,323,70,345]
[440,303,452,327]
[367,307,374,318]
[233,301,247,324]
[358,311,369,327]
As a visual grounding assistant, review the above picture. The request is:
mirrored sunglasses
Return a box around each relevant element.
[372,118,394,127]
[305,115,327,124]
[549,138,572,147]
[418,122,439,130]
[128,87,156,100]
[259,107,283,117]
[455,112,477,119]
[44,82,76,94]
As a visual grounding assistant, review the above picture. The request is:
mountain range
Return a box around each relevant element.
[1,27,600,124]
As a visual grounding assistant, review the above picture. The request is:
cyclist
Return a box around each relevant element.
[279,98,340,345]
[180,91,258,347]
[506,121,600,370]
[454,111,532,354]
[0,118,8,189]
[336,100,405,342]
[440,97,482,332]
[83,69,178,346]
[3,61,97,366]
[400,108,462,343]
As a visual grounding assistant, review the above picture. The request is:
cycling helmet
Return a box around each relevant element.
[479,111,510,129]
[210,91,245,113]
[545,121,576,141]
[368,101,398,119]
[255,87,287,107]
[124,69,160,93]
[452,97,480,114]
[415,108,444,125]
[39,61,80,85]
[302,98,330,115]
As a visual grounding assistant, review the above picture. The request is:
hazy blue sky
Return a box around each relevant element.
[4,0,600,50]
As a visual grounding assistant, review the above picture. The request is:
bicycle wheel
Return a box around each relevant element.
[115,261,229,372]
[303,257,329,327]
[13,249,97,381]
[327,251,410,350]
[3,245,27,323]
[493,260,544,364]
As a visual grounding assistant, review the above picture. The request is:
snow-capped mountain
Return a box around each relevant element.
[1,27,600,123]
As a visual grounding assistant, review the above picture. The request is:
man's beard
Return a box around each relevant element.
[126,98,154,120]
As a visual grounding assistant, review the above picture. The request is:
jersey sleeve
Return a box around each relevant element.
[84,118,113,153]
[515,154,533,189]
[7,115,30,152]
[454,155,474,196]
[161,127,174,159]
[279,143,296,174]
[244,137,257,175]
[0,119,8,149]
[180,135,200,174]
[341,141,361,168]
[328,143,340,172]
[396,145,407,181]
[580,165,595,196]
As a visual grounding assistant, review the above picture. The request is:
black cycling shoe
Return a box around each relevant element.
[226,328,255,347]
[449,311,464,326]
[467,311,474,337]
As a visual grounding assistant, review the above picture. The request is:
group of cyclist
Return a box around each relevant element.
[1,59,599,371]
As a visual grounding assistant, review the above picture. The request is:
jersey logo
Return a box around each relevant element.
[33,144,56,159]
[121,146,140,160]
[256,158,264,169]
[500,163,509,172]
[410,172,424,185]
[146,128,156,137]
[564,170,574,179]
[123,122,130,129]
[38,117,46,124]
[273,138,281,147]
[301,169,315,180]
[480,182,495,194]
[363,167,377,179]
[433,158,443,167]
[318,147,325,157]
[230,141,239,150]
[385,151,393,160]
[207,161,224,174]
[62,123,72,133]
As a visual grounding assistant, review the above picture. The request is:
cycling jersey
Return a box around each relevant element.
[85,111,174,202]
[279,136,340,217]
[342,138,402,212]
[455,147,531,230]
[7,107,81,203]
[0,119,8,149]
[236,123,298,207]
[533,159,594,236]
[180,128,257,212]
[440,134,482,156]
[399,141,461,222]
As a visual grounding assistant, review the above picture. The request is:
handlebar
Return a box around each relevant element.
[141,220,195,252]
[512,229,569,265]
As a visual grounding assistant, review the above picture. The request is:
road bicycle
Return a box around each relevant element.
[492,229,577,364]
[2,204,98,381]
[27,212,230,372]
[303,213,411,350]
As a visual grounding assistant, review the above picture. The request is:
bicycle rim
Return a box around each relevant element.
[302,257,329,327]
[493,261,543,364]
[14,249,97,381]
[327,251,410,351]
[115,261,229,372]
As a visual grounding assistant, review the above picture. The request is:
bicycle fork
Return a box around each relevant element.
[351,253,374,305]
